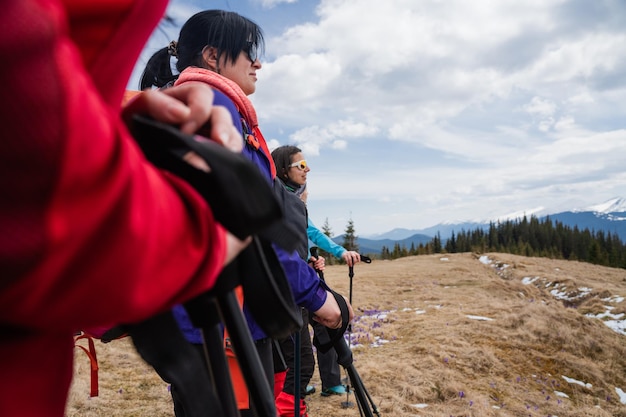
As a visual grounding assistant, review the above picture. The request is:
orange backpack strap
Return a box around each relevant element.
[74,333,99,397]
[224,286,250,409]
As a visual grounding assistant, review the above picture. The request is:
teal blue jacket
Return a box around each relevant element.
[307,218,346,259]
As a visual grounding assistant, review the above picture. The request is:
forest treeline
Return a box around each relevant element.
[379,215,626,269]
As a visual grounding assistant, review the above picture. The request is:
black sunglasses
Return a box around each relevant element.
[244,41,259,62]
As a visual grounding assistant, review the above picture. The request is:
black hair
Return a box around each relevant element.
[271,145,302,180]
[140,10,264,90]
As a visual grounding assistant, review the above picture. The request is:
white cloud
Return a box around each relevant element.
[141,0,626,234]
[281,119,380,156]
[524,97,557,117]
[255,0,298,8]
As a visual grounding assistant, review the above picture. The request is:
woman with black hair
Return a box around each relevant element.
[141,10,353,417]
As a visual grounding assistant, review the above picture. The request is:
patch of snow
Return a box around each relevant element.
[479,256,626,336]
[602,295,624,303]
[415,310,426,315]
[604,319,626,336]
[554,391,569,398]
[550,288,568,299]
[606,213,626,221]
[549,284,591,301]
[440,257,449,261]
[616,387,626,404]
[410,403,428,409]
[467,315,494,321]
[582,197,626,213]
[562,375,592,389]
[587,310,625,320]
[494,206,545,222]
[521,276,539,285]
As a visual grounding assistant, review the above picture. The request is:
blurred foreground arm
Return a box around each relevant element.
[0,0,246,331]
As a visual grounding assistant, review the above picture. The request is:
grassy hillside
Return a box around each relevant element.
[67,253,626,417]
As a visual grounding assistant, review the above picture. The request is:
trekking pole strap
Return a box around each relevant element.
[311,289,351,354]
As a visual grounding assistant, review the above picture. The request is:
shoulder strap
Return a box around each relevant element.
[74,333,99,397]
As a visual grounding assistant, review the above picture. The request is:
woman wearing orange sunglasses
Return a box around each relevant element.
[272,145,361,401]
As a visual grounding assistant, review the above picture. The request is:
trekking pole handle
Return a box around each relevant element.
[309,247,325,280]
[359,254,372,263]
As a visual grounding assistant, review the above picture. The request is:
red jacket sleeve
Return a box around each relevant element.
[0,0,227,332]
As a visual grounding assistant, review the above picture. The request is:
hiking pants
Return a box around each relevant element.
[240,337,274,417]
[312,320,342,388]
[277,308,314,397]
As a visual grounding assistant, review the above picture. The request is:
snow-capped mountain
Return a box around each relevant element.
[365,228,419,240]
[365,197,626,246]
[578,197,626,215]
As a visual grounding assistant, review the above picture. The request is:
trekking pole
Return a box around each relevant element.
[184,255,278,417]
[345,254,377,416]
[217,290,277,417]
[310,247,348,405]
[190,295,240,417]
[348,254,372,305]
[312,291,380,417]
[294,329,301,417]
[309,247,326,282]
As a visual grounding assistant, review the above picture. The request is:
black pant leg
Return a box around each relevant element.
[239,337,274,417]
[312,320,342,388]
[279,308,314,397]
[169,343,209,417]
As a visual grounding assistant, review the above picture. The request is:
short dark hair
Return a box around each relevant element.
[140,10,264,89]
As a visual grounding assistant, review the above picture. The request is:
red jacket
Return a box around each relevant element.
[0,0,228,415]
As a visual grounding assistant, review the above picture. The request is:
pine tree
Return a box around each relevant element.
[320,218,334,264]
[425,215,626,270]
[321,218,333,237]
[342,217,359,253]
[433,232,442,253]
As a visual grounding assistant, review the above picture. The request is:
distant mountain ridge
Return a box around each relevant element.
[333,197,626,255]
[330,233,432,255]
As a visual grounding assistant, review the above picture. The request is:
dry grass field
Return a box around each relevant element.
[67,253,626,417]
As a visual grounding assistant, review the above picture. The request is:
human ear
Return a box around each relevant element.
[201,46,219,71]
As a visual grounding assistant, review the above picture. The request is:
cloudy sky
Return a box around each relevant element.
[129,0,626,237]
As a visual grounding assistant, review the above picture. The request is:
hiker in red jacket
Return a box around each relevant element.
[0,1,251,417]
